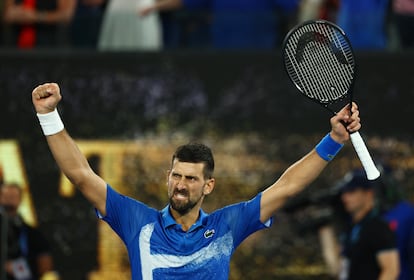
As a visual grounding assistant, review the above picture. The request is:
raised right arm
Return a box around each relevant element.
[32,83,107,216]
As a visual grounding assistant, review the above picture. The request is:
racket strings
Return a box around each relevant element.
[308,24,350,101]
[284,22,355,103]
[287,24,351,100]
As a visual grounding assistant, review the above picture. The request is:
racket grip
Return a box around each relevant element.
[350,132,380,180]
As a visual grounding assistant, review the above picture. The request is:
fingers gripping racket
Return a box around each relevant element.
[282,20,380,180]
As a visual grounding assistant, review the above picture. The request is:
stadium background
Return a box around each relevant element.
[1,50,413,279]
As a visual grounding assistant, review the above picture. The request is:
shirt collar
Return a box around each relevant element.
[161,205,208,231]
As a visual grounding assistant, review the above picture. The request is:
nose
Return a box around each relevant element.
[176,178,187,190]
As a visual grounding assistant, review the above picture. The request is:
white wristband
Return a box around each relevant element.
[36,108,64,136]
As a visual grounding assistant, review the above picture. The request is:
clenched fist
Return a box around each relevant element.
[32,83,62,114]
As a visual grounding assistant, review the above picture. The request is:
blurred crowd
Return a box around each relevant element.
[0,0,413,51]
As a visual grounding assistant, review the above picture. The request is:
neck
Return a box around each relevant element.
[170,207,200,232]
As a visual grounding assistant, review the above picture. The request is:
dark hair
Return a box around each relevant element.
[172,143,214,179]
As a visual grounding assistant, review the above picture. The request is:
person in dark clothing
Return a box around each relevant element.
[69,0,107,48]
[2,0,75,48]
[139,0,300,49]
[337,170,400,280]
[0,183,55,280]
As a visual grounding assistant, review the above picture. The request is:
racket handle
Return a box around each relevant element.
[350,132,380,180]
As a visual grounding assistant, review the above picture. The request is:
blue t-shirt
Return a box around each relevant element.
[383,201,414,280]
[98,185,272,280]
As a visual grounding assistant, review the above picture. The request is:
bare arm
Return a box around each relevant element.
[318,225,341,276]
[139,0,183,16]
[377,250,400,280]
[32,83,107,216]
[37,0,76,24]
[3,0,75,24]
[260,103,361,222]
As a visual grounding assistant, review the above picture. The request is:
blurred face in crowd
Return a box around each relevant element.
[0,184,22,216]
[341,187,374,220]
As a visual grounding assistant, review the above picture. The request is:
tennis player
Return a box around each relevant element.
[32,82,361,280]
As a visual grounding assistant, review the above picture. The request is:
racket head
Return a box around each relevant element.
[282,20,356,114]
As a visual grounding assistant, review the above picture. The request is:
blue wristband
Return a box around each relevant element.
[315,133,344,161]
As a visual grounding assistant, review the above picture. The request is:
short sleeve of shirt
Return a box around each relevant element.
[97,185,159,245]
[367,218,397,255]
[213,192,272,248]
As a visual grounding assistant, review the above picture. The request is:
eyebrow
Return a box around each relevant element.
[171,172,199,180]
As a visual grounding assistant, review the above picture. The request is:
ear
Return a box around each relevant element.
[203,178,215,195]
[166,170,171,186]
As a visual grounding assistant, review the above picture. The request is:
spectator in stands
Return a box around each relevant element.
[298,0,338,22]
[0,183,57,279]
[335,0,390,50]
[69,0,108,48]
[333,169,399,279]
[392,0,414,48]
[139,0,300,49]
[2,0,76,49]
[98,0,162,51]
[376,165,414,280]
[318,168,410,280]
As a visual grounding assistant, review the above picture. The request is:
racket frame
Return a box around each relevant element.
[282,19,380,180]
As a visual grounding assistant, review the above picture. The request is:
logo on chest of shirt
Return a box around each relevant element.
[204,229,215,239]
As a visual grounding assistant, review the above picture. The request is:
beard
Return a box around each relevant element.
[169,189,203,215]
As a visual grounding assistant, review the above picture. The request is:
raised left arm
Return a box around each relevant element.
[260,103,361,222]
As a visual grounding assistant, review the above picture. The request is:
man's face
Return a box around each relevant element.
[0,186,21,216]
[341,188,372,215]
[167,160,213,215]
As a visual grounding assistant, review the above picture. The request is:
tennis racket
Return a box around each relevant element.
[282,19,380,180]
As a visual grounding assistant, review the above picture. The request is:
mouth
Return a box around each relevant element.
[173,191,188,201]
